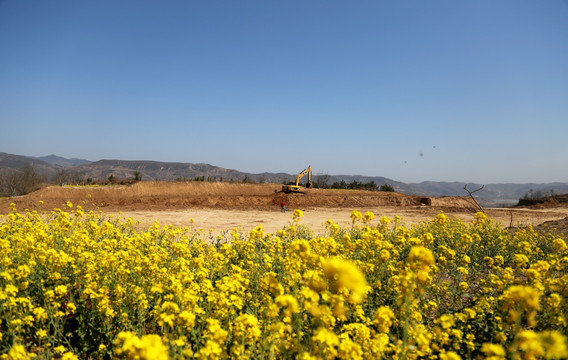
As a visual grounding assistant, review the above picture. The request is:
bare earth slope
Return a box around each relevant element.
[0,182,442,211]
[2,182,567,237]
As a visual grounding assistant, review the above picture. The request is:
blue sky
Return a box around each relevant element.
[1,1,567,184]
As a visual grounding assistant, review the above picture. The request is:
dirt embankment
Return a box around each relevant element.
[0,181,468,213]
[516,194,568,209]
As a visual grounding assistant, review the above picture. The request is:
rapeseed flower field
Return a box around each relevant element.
[1,203,567,359]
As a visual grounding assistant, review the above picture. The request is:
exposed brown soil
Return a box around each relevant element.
[516,194,568,209]
[532,217,568,237]
[2,182,568,237]
[0,182,441,211]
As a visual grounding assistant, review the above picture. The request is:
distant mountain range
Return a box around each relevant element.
[2,152,568,206]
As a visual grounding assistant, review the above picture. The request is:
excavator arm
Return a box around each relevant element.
[295,166,313,188]
[281,165,313,194]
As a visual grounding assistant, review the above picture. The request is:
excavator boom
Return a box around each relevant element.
[295,166,312,187]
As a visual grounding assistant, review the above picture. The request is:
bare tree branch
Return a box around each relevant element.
[464,184,485,213]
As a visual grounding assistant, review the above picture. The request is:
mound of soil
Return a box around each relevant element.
[0,181,475,213]
[534,217,568,236]
[516,194,568,209]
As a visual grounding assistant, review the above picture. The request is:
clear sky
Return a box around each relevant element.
[1,1,567,184]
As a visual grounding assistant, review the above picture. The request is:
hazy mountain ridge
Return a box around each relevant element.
[31,154,90,167]
[0,152,66,179]
[72,159,247,181]
[2,152,567,203]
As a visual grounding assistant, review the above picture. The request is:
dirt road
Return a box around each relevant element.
[110,206,568,238]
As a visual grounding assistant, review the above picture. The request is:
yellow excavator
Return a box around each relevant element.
[281,166,313,194]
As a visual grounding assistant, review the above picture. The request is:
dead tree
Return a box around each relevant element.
[464,184,485,213]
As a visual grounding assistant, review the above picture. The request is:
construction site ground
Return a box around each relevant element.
[2,182,568,238]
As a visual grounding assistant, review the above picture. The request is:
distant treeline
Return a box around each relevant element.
[315,179,395,192]
[0,166,137,197]
[0,165,47,197]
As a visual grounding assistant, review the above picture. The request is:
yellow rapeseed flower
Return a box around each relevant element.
[275,294,300,317]
[481,343,506,359]
[350,210,362,223]
[434,212,447,225]
[322,257,369,304]
[314,327,340,347]
[439,352,461,360]
[407,246,435,270]
[373,306,394,333]
[553,238,567,253]
[232,313,261,341]
[516,330,544,359]
[61,352,78,360]
[474,211,487,221]
[114,332,169,360]
[500,285,540,326]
